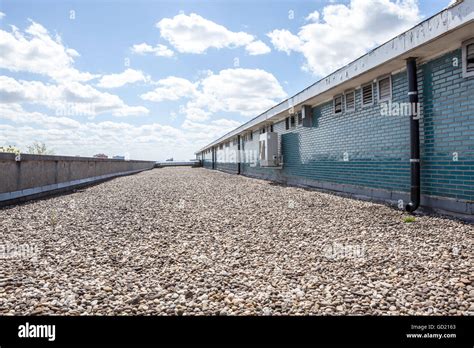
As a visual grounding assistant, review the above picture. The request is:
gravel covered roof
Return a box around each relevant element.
[0,168,472,315]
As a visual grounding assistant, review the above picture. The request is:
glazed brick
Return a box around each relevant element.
[208,49,474,203]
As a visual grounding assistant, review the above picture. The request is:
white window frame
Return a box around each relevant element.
[344,90,355,112]
[333,94,343,114]
[377,74,392,103]
[377,75,392,102]
[462,38,474,78]
[361,82,374,108]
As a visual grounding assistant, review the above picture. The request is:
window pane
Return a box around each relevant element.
[467,43,474,72]
[334,95,342,113]
[378,77,391,100]
[346,91,355,111]
[362,84,373,105]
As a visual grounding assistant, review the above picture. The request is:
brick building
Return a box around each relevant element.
[196,0,474,218]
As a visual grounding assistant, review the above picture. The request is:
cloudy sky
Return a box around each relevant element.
[0,0,451,160]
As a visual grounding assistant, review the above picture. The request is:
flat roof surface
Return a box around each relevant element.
[1,167,472,315]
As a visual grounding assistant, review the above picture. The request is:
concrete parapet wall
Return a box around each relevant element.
[0,153,155,205]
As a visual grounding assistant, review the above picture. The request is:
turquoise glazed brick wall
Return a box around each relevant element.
[242,130,271,178]
[215,143,239,173]
[241,129,284,180]
[242,72,412,192]
[216,161,238,173]
[202,150,213,169]
[419,49,474,201]
[209,49,474,203]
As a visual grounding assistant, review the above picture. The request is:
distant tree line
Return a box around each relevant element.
[0,142,54,155]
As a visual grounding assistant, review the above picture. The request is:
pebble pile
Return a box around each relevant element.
[0,167,472,315]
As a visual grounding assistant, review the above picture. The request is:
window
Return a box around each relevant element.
[290,115,296,128]
[260,127,266,134]
[377,75,392,102]
[285,117,290,130]
[269,124,274,132]
[297,111,302,125]
[345,90,355,112]
[333,95,343,114]
[361,83,373,107]
[249,132,253,141]
[302,105,312,127]
[462,39,474,78]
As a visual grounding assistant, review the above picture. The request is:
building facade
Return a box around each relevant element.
[197,0,474,218]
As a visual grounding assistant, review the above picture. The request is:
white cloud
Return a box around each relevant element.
[0,17,245,160]
[140,76,197,102]
[0,121,188,160]
[192,68,287,116]
[141,68,287,119]
[131,42,174,57]
[0,20,98,82]
[0,75,149,117]
[0,12,5,19]
[179,106,211,122]
[97,69,149,88]
[0,103,238,160]
[305,11,320,22]
[157,13,269,55]
[267,29,302,55]
[0,103,81,129]
[0,67,282,158]
[0,19,148,117]
[245,40,271,55]
[181,118,241,138]
[157,13,253,54]
[268,0,421,76]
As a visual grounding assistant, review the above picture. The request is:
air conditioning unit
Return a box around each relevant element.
[259,132,280,167]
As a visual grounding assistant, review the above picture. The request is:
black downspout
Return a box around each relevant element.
[213,147,216,170]
[237,135,241,175]
[406,57,421,213]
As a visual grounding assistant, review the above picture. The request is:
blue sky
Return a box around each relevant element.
[0,0,451,160]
